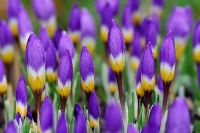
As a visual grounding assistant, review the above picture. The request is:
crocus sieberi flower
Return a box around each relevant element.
[150,0,164,17]
[135,62,144,98]
[32,0,56,37]
[193,19,200,63]
[80,8,96,54]
[16,75,28,119]
[56,113,68,133]
[165,97,190,133]
[88,91,100,129]
[107,68,117,95]
[0,20,15,64]
[127,124,138,133]
[40,96,53,132]
[53,27,62,50]
[39,26,50,50]
[128,0,142,26]
[68,4,81,45]
[80,46,94,93]
[167,6,193,61]
[0,60,7,95]
[5,121,17,133]
[18,6,33,52]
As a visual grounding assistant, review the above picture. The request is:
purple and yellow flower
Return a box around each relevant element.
[127,124,138,133]
[160,31,176,83]
[38,26,50,50]
[135,62,144,98]
[80,46,94,93]
[104,100,122,132]
[80,8,96,54]
[0,20,15,64]
[121,4,134,45]
[5,121,17,133]
[18,6,33,52]
[68,4,81,45]
[193,19,200,63]
[32,0,56,37]
[56,113,68,133]
[107,19,125,73]
[58,50,73,98]
[0,60,7,95]
[88,91,100,129]
[150,0,164,17]
[58,31,75,60]
[130,32,142,72]
[141,43,155,92]
[26,33,46,92]
[40,96,53,132]
[108,68,117,95]
[140,18,149,48]
[53,28,62,50]
[46,42,57,83]
[7,0,21,36]
[16,75,28,118]
[165,97,190,133]
[167,6,193,61]
[128,0,142,26]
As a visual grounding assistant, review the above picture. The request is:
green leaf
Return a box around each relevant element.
[23,118,30,133]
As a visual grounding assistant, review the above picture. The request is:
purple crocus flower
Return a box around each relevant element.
[0,59,7,95]
[39,26,50,50]
[141,43,155,92]
[108,68,117,95]
[80,8,96,54]
[104,100,123,132]
[58,50,73,98]
[167,6,193,61]
[46,42,57,83]
[58,31,75,60]
[135,61,144,98]
[16,75,28,118]
[5,121,17,133]
[15,112,22,125]
[165,97,190,133]
[40,96,53,132]
[74,104,85,120]
[68,4,81,45]
[80,46,94,93]
[150,0,164,17]
[127,124,138,133]
[53,27,62,50]
[0,20,14,64]
[193,19,200,63]
[128,0,142,26]
[26,33,46,92]
[157,75,163,92]
[26,106,33,124]
[18,6,33,52]
[88,91,100,128]
[160,31,176,83]
[74,105,87,133]
[56,113,68,133]
[107,19,125,73]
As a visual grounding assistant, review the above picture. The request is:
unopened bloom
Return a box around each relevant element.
[0,60,7,95]
[16,75,28,118]
[80,46,94,93]
[108,68,117,95]
[165,97,190,133]
[127,124,138,133]
[53,28,62,50]
[107,19,125,73]
[18,6,33,52]
[150,0,164,17]
[88,91,100,129]
[135,62,144,98]
[26,33,46,92]
[141,43,155,92]
[0,20,14,64]
[5,121,17,133]
[40,96,53,132]
[167,6,193,60]
[58,50,73,98]
[128,0,142,26]
[193,19,200,63]
[80,8,96,54]
[32,0,56,37]
[160,32,176,83]
[68,4,81,45]
[39,26,50,50]
[56,113,68,133]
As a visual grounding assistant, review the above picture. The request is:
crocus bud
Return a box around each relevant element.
[46,42,57,83]
[40,96,53,132]
[5,121,17,133]
[141,43,155,92]
[193,19,200,63]
[136,62,144,98]
[58,31,75,60]
[53,28,62,50]
[104,100,123,132]
[80,8,96,54]
[58,50,73,98]
[74,106,87,133]
[56,113,68,133]
[0,20,14,64]
[16,75,28,118]
[39,26,50,50]
[74,104,84,120]
[68,4,81,45]
[128,0,142,26]
[88,91,100,129]
[127,124,138,133]
[18,6,33,52]
[26,33,46,92]
[80,46,94,93]
[32,0,56,37]
[108,68,117,95]
[165,98,190,133]
[130,32,142,72]
[107,19,125,73]
[0,60,7,95]
[167,6,193,60]
[150,0,164,17]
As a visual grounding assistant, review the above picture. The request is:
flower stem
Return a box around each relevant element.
[162,83,170,114]
[34,91,42,121]
[61,97,67,113]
